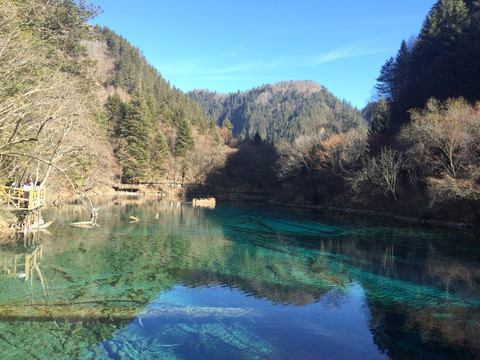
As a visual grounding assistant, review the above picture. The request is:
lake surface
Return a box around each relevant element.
[0,196,479,359]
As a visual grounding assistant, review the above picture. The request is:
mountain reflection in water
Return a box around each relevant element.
[0,196,478,359]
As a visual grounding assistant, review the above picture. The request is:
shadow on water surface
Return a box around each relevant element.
[0,196,478,359]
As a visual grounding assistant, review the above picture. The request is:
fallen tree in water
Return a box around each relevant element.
[0,304,256,322]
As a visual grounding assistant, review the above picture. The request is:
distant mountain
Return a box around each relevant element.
[189,81,367,142]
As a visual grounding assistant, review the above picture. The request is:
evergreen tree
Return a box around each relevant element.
[366,98,391,135]
[151,131,169,175]
[105,93,125,134]
[392,40,410,100]
[413,0,471,101]
[222,118,233,131]
[374,0,480,128]
[174,118,195,157]
[375,57,396,100]
[116,96,151,181]
[222,118,233,138]
[253,132,263,145]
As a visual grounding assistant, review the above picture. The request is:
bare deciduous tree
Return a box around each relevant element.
[276,128,326,180]
[0,0,114,193]
[318,130,366,173]
[402,98,480,204]
[349,147,403,201]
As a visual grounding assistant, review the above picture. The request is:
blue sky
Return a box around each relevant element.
[91,1,436,109]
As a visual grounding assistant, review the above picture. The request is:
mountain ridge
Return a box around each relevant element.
[189,80,366,142]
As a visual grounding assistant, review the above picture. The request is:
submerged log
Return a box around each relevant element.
[70,221,96,228]
[39,219,55,229]
[19,219,55,233]
[0,305,256,321]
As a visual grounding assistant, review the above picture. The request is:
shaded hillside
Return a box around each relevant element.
[374,0,480,131]
[189,81,368,142]
[84,26,225,184]
[92,26,214,131]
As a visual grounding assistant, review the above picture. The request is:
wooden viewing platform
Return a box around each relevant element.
[0,185,46,210]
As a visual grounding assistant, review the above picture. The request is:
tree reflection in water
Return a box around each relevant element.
[0,196,477,359]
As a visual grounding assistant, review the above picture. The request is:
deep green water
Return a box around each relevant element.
[0,196,479,359]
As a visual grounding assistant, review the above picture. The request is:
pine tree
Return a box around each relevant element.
[116,96,151,181]
[413,0,471,101]
[222,118,233,139]
[151,131,169,175]
[375,57,396,100]
[393,40,410,100]
[368,98,391,135]
[174,118,195,157]
[105,93,125,135]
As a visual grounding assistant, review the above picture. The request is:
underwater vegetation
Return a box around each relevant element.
[0,197,478,359]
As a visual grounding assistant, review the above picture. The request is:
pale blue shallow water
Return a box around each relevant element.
[0,196,478,359]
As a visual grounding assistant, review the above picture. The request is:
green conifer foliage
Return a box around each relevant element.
[189,82,366,143]
[98,27,211,129]
[116,96,152,181]
[105,94,125,134]
[174,118,195,157]
[375,0,480,129]
[414,0,471,100]
[151,131,170,174]
[368,98,391,135]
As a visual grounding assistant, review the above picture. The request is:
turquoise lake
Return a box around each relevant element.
[0,196,479,359]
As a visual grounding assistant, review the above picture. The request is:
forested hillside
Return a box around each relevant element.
[196,0,480,226]
[86,27,224,184]
[94,27,214,131]
[0,0,225,195]
[189,81,367,142]
[372,0,480,131]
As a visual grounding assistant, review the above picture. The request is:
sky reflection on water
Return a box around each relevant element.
[0,196,478,359]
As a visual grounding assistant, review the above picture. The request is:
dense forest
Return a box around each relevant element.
[88,26,224,184]
[354,0,480,222]
[371,0,480,132]
[189,81,367,143]
[0,0,479,226]
[191,0,480,224]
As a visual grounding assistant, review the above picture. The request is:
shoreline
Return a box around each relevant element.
[269,200,477,231]
[106,186,479,231]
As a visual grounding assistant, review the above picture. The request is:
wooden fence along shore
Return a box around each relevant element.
[0,185,49,234]
[0,185,46,210]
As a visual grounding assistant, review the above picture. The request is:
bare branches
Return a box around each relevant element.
[403,98,480,204]
[0,0,115,194]
[349,148,403,201]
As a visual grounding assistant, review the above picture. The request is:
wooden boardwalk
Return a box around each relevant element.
[0,185,46,210]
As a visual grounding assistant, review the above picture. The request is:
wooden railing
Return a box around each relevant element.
[0,185,46,210]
